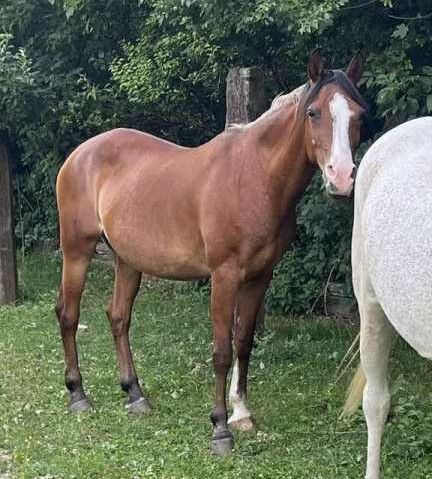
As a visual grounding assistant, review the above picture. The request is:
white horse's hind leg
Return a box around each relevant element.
[360,301,395,479]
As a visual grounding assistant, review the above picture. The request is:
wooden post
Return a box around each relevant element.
[225,67,266,127]
[0,143,18,304]
[225,67,267,332]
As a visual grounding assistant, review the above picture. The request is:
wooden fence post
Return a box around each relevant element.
[225,67,266,127]
[0,143,18,304]
[225,67,267,332]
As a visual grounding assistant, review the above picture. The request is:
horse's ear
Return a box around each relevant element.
[346,52,363,85]
[307,49,327,83]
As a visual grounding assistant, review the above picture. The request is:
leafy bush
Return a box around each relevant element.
[267,174,354,315]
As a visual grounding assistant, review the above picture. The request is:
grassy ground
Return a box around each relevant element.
[1,254,432,479]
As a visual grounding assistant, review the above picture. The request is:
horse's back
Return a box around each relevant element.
[59,127,187,178]
[353,117,432,357]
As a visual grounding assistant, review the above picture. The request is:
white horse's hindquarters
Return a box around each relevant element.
[351,116,432,479]
[361,155,432,359]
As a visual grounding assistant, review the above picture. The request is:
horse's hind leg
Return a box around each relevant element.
[360,298,395,479]
[106,257,151,414]
[228,273,272,431]
[56,239,98,412]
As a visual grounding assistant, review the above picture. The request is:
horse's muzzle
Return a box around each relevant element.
[324,162,356,197]
[326,180,354,197]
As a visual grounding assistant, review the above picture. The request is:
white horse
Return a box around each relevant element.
[342,116,432,478]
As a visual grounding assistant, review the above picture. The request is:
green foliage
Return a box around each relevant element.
[363,20,432,128]
[0,34,39,137]
[389,393,432,461]
[111,2,225,143]
[267,174,354,315]
[0,1,144,246]
[1,0,432,312]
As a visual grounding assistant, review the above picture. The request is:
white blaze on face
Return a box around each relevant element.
[327,92,355,193]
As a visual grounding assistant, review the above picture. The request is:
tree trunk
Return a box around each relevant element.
[225,67,267,333]
[0,144,18,304]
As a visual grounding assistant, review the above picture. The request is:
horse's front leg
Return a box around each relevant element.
[229,273,272,431]
[209,263,240,455]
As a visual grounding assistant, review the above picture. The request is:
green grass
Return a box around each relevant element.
[1,254,432,478]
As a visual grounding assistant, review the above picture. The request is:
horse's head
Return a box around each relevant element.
[302,50,368,197]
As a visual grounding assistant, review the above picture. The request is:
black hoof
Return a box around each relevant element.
[69,398,92,413]
[210,434,234,456]
[126,397,152,415]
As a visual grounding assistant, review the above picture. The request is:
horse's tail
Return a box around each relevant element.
[340,363,366,418]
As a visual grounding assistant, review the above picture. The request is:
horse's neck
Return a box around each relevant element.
[250,106,316,215]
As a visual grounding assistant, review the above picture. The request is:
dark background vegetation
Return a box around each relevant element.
[1,0,431,313]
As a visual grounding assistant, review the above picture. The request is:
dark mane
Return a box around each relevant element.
[301,70,369,112]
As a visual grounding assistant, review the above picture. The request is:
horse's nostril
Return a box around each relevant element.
[350,165,357,179]
[326,164,336,178]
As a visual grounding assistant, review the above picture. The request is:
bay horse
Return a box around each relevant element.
[55,50,367,454]
[342,117,432,478]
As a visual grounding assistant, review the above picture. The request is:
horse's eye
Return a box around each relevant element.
[306,108,319,119]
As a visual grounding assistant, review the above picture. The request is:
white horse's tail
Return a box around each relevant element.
[340,363,366,418]
[337,332,366,418]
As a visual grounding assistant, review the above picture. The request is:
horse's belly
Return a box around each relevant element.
[401,329,432,360]
[367,247,432,359]
[372,260,432,359]
[385,305,432,359]
[104,224,210,280]
[115,241,209,280]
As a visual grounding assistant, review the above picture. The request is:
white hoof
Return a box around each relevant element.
[228,415,256,431]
